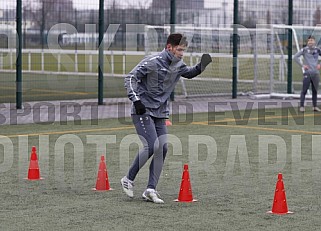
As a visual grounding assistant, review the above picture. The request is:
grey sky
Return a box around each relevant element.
[71,0,233,10]
[2,0,233,10]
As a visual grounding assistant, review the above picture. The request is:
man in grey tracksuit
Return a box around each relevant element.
[121,33,212,203]
[293,35,321,112]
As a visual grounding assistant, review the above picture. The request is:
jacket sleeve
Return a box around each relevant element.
[124,61,147,102]
[293,49,304,67]
[180,62,202,79]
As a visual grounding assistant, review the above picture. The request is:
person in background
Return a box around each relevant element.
[294,35,321,112]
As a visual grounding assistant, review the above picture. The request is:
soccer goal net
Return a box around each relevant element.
[144,24,321,99]
[268,25,321,99]
[144,25,273,98]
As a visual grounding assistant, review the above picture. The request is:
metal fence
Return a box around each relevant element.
[0,0,321,106]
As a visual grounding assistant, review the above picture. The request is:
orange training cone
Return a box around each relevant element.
[174,164,197,202]
[92,155,112,191]
[267,173,293,214]
[165,120,172,126]
[26,146,43,180]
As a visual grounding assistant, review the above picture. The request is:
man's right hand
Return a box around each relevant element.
[134,100,146,115]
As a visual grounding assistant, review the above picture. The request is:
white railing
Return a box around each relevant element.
[0,48,284,97]
[0,49,149,77]
[0,48,275,77]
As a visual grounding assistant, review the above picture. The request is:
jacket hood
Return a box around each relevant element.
[162,49,182,64]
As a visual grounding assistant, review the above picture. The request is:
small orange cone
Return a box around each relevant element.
[92,155,112,191]
[165,120,172,126]
[26,146,43,180]
[267,173,293,214]
[174,164,197,202]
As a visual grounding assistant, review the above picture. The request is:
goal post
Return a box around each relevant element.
[144,24,275,98]
[144,24,321,99]
[267,24,321,100]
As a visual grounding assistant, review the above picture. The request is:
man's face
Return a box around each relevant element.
[307,38,315,48]
[167,44,186,59]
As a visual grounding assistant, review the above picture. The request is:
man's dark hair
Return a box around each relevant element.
[166,33,188,47]
[307,35,315,40]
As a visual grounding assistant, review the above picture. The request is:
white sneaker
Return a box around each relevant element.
[120,176,134,198]
[299,107,305,112]
[142,188,164,204]
[313,107,321,112]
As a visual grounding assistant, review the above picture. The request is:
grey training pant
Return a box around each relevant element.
[300,72,320,107]
[127,114,168,190]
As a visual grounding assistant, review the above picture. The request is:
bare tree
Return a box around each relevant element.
[24,0,73,49]
[24,0,53,49]
[266,10,271,25]
[314,7,321,26]
[123,0,151,23]
[240,11,256,28]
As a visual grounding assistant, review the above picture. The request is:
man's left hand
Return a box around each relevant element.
[201,54,212,71]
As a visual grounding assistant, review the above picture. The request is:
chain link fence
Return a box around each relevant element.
[0,0,321,105]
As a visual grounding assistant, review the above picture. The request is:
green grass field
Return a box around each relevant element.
[0,51,305,103]
[1,108,321,230]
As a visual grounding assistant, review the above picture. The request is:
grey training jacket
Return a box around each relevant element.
[293,46,321,75]
[124,49,203,118]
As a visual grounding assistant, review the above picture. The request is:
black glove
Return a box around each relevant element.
[200,54,212,71]
[134,100,146,115]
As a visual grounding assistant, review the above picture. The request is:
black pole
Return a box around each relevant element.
[170,0,176,33]
[41,1,45,50]
[170,0,176,101]
[232,0,238,98]
[23,6,26,48]
[75,9,78,51]
[287,0,293,94]
[16,0,22,109]
[98,0,104,105]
